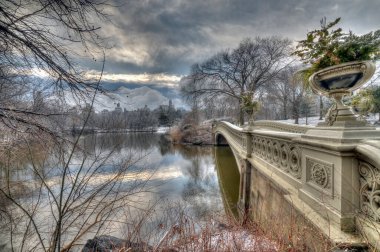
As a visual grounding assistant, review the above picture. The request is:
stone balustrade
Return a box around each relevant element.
[213,120,380,249]
[252,120,313,134]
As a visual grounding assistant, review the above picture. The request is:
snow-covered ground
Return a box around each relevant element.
[166,228,278,251]
[205,230,278,251]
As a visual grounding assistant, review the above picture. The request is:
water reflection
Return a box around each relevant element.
[214,147,240,217]
[80,133,160,153]
[0,133,240,250]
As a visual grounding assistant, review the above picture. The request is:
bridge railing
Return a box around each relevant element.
[213,121,246,156]
[252,120,313,134]
[250,130,303,182]
[213,120,380,249]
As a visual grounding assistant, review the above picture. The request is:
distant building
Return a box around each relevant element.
[114,103,122,113]
[159,99,174,112]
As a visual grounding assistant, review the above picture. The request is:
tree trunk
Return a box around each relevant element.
[319,95,323,120]
[283,95,288,120]
[305,111,308,125]
[239,107,244,126]
[238,96,244,126]
[293,106,299,124]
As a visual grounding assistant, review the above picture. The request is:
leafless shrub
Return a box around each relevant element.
[0,133,154,251]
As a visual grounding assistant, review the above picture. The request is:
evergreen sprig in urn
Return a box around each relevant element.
[293,17,380,127]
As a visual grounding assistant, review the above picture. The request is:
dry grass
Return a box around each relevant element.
[156,214,278,252]
[169,126,183,144]
[169,123,212,145]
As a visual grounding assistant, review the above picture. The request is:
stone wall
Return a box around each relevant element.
[249,166,335,251]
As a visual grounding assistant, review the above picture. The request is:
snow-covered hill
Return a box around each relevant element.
[61,86,171,112]
[94,86,169,111]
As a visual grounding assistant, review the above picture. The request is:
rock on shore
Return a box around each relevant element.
[82,235,152,252]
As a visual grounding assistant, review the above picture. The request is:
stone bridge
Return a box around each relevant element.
[213,120,380,250]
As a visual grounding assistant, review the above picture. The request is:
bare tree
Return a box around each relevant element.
[0,2,158,251]
[0,0,110,135]
[182,37,292,125]
[289,71,312,124]
[0,132,154,251]
[267,72,293,120]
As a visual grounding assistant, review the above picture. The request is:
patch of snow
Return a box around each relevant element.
[277,116,323,126]
[156,126,170,134]
[208,230,278,251]
[277,114,379,127]
[172,229,278,251]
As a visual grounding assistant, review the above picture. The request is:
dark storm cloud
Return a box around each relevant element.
[100,0,380,77]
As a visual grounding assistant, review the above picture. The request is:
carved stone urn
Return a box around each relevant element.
[243,107,255,130]
[309,61,376,127]
[242,101,260,129]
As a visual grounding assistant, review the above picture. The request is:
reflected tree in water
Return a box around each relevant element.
[0,136,152,251]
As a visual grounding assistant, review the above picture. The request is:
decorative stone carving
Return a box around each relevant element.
[260,138,266,158]
[251,137,301,180]
[262,138,269,158]
[358,161,380,222]
[266,139,273,163]
[272,141,280,164]
[253,136,260,154]
[311,164,329,187]
[288,146,302,179]
[306,157,333,194]
[309,61,376,127]
[217,121,303,182]
[256,137,262,157]
[280,143,290,171]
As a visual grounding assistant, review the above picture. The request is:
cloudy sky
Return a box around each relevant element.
[83,0,380,109]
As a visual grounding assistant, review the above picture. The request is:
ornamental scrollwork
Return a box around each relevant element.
[311,164,329,187]
[261,138,268,159]
[325,103,338,126]
[271,140,280,164]
[288,146,302,179]
[306,157,333,191]
[266,139,273,162]
[251,136,302,180]
[280,143,290,172]
[358,161,380,222]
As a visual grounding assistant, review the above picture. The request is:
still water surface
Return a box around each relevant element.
[0,133,240,250]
